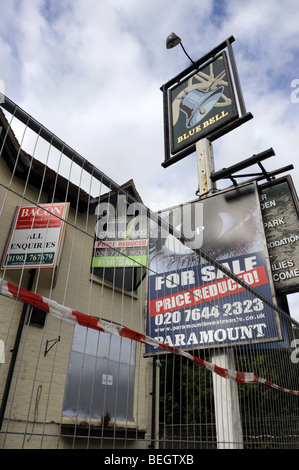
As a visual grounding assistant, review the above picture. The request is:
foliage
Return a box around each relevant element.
[159,344,299,449]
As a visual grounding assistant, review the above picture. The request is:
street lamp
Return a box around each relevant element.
[166,32,195,65]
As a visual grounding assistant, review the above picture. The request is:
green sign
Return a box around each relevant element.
[91,255,147,268]
[92,218,148,269]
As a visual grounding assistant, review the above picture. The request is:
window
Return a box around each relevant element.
[63,325,136,422]
[90,182,147,293]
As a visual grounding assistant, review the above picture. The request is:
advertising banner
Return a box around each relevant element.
[146,184,281,353]
[259,176,299,294]
[1,202,69,269]
[92,215,148,269]
[92,217,148,268]
[90,193,148,292]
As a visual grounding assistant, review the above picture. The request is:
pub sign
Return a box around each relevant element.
[169,52,238,156]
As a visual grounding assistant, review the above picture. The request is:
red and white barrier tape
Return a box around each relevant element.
[1,279,299,396]
[162,433,299,440]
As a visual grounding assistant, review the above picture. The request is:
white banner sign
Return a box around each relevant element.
[1,203,69,269]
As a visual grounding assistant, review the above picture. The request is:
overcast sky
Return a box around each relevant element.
[1,0,299,317]
[1,0,298,207]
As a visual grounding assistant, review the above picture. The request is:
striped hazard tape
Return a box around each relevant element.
[161,433,299,440]
[1,278,299,396]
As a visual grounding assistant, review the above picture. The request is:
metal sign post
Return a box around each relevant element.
[196,138,243,449]
[211,348,243,449]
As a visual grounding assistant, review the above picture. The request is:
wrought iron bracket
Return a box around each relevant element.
[44,336,60,357]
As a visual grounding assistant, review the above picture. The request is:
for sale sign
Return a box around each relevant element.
[146,184,281,353]
[1,202,69,269]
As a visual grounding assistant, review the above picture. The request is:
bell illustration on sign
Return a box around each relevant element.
[179,86,224,128]
[172,58,231,128]
[170,53,237,153]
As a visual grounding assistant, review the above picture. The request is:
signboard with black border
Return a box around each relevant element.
[161,36,253,167]
[169,51,238,155]
[259,175,299,295]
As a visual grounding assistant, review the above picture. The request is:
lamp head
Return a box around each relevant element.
[166,32,181,49]
[166,32,195,64]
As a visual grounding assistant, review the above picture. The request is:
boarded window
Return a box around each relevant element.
[63,325,136,422]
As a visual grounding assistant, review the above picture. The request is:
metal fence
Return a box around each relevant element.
[0,96,298,450]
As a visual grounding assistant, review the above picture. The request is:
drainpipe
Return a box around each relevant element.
[149,356,157,449]
[0,269,35,430]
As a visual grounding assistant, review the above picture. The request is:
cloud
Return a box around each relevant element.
[0,0,298,202]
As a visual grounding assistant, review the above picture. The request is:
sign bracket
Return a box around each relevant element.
[210,147,294,186]
[44,337,61,357]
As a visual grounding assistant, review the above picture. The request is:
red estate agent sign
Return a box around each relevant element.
[1,203,69,269]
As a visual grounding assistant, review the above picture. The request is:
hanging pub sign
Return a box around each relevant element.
[259,175,299,294]
[161,36,253,167]
[1,202,69,269]
[146,183,282,354]
[170,52,237,154]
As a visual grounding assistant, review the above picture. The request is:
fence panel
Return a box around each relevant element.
[0,98,298,449]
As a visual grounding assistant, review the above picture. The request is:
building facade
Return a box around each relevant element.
[0,109,155,449]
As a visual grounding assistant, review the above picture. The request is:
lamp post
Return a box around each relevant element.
[166,32,195,65]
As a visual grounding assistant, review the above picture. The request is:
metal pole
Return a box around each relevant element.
[150,356,157,449]
[196,138,243,449]
[212,349,243,449]
[0,269,35,430]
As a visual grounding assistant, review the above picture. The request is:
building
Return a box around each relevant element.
[0,108,155,449]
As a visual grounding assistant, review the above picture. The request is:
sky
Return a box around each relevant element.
[0,0,299,318]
